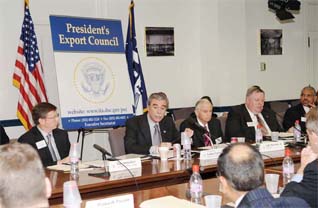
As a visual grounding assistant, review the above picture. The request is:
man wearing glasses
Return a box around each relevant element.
[18,102,70,167]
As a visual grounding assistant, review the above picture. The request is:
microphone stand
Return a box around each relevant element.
[88,152,110,177]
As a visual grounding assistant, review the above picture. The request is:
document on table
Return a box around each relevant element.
[139,196,205,208]
[47,162,98,172]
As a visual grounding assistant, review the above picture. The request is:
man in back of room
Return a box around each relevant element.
[225,85,282,142]
[283,86,316,133]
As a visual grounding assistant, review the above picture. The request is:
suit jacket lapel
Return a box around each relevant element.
[32,127,53,161]
[140,114,152,145]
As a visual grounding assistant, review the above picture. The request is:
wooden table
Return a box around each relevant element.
[51,177,229,208]
[48,147,301,205]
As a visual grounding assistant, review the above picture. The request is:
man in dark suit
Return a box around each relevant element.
[124,92,192,155]
[0,125,9,145]
[225,85,282,142]
[281,107,318,208]
[217,143,309,208]
[0,143,51,208]
[283,86,316,133]
[18,102,70,167]
[180,98,223,148]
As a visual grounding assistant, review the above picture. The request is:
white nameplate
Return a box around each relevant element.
[200,147,224,160]
[258,141,285,153]
[108,158,141,172]
[109,168,142,181]
[85,194,134,208]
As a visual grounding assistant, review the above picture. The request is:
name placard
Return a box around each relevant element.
[199,146,225,160]
[258,141,285,153]
[108,158,141,172]
[85,194,134,208]
[109,168,142,181]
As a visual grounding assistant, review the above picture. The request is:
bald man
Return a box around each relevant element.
[217,143,309,207]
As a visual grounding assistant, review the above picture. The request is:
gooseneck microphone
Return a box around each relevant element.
[93,144,112,157]
[90,144,139,190]
[89,144,111,177]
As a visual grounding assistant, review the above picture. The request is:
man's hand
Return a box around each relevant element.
[184,128,194,138]
[57,156,70,165]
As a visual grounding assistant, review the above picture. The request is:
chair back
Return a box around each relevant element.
[173,107,195,120]
[217,115,227,136]
[108,127,126,157]
[270,101,289,128]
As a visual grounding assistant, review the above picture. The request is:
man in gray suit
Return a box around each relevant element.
[124,92,192,155]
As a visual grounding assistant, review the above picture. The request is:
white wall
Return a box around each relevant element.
[0,0,317,158]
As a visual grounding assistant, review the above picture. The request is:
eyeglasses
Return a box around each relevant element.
[45,113,59,120]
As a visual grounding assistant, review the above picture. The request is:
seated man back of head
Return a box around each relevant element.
[217,143,309,208]
[0,143,51,208]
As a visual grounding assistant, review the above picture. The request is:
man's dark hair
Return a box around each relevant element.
[32,102,57,125]
[217,143,264,191]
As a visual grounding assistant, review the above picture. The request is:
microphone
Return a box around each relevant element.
[90,144,139,190]
[93,144,112,157]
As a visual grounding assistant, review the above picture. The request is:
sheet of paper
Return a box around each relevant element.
[139,196,205,208]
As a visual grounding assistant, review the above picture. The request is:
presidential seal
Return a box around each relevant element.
[74,57,115,103]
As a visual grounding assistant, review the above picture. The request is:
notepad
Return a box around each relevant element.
[139,196,205,208]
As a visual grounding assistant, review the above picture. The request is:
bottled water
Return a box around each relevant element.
[69,143,80,180]
[293,120,301,142]
[182,132,192,160]
[70,157,79,179]
[190,165,203,204]
[282,149,294,186]
[255,124,263,144]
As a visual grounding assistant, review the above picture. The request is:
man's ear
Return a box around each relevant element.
[45,177,52,198]
[219,175,229,193]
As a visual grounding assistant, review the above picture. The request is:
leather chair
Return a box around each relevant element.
[108,127,126,157]
[270,101,289,128]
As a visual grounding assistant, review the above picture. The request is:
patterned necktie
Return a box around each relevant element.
[47,133,57,162]
[255,114,268,136]
[203,125,212,146]
[153,124,162,146]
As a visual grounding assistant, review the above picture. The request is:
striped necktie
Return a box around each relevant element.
[203,125,212,146]
[47,133,57,162]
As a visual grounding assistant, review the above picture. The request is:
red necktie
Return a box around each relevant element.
[255,114,268,135]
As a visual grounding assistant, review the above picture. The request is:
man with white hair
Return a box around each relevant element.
[180,98,223,147]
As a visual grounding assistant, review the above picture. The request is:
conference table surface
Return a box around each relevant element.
[50,166,290,208]
[48,147,301,205]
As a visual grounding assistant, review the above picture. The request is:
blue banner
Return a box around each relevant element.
[49,16,124,53]
[61,114,133,130]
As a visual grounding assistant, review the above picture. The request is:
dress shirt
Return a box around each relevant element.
[246,106,271,136]
[197,119,210,132]
[291,174,303,183]
[147,114,161,145]
[235,194,246,208]
[303,105,310,114]
[37,127,61,160]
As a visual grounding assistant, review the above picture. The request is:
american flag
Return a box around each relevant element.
[125,1,148,115]
[12,1,48,130]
